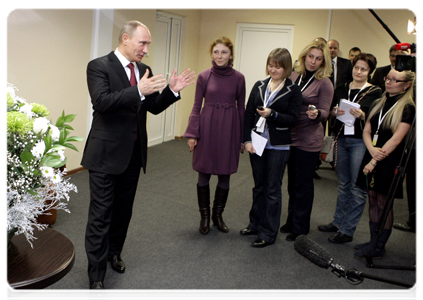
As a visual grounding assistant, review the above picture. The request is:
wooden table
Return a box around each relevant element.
[8,228,75,289]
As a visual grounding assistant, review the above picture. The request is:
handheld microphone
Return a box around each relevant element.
[395,43,411,51]
[294,235,334,269]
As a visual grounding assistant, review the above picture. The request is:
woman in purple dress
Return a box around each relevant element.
[184,37,246,235]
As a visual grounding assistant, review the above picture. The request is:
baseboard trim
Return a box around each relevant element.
[64,166,86,177]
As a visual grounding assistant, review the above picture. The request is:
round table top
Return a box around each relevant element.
[8,227,75,289]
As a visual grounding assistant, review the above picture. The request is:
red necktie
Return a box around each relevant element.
[127,63,137,86]
[128,63,139,140]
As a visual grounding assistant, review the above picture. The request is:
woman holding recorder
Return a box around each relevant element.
[240,48,302,248]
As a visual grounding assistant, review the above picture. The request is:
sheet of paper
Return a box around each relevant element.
[251,130,267,157]
[336,99,361,126]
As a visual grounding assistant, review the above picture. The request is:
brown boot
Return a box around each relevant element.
[212,186,229,233]
[197,184,210,235]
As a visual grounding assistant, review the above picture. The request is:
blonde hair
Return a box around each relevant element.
[294,40,332,80]
[367,70,415,133]
[265,48,293,79]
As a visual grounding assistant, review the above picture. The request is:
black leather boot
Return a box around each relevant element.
[212,186,229,233]
[197,184,210,235]
[354,222,378,251]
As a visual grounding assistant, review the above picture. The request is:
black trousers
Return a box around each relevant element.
[285,147,320,235]
[85,140,142,282]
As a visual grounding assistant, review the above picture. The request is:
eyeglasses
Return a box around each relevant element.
[384,76,409,84]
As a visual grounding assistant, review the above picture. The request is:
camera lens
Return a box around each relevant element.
[401,58,413,69]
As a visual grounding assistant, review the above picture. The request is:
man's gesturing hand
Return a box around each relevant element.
[168,68,196,93]
[138,69,167,96]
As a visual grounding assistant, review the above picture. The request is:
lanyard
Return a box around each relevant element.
[348,82,368,103]
[264,79,286,107]
[376,100,399,135]
[297,74,315,92]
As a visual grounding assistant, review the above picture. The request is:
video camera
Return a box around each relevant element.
[395,43,416,72]
[369,9,416,73]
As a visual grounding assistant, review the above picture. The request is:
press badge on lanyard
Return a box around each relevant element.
[373,100,399,146]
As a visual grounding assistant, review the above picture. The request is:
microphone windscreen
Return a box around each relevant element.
[395,43,411,50]
[294,235,334,269]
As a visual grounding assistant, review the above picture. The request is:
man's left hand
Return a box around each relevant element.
[168,68,196,93]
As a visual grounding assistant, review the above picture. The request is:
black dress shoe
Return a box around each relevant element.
[90,281,106,300]
[393,222,415,232]
[240,228,256,236]
[108,255,125,273]
[251,238,271,248]
[279,224,293,233]
[286,233,301,241]
[317,222,338,232]
[328,232,353,244]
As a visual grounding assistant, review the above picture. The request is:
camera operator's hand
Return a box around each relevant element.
[410,53,420,60]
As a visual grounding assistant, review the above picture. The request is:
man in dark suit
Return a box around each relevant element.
[370,44,407,93]
[328,39,353,89]
[81,20,195,289]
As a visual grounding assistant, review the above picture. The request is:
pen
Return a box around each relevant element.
[334,104,338,114]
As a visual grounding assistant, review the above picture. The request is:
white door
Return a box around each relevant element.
[148,12,182,147]
[234,23,295,98]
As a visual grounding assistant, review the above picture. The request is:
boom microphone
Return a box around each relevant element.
[294,235,334,269]
[395,43,411,50]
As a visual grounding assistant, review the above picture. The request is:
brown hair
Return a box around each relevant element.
[265,48,293,79]
[352,53,377,78]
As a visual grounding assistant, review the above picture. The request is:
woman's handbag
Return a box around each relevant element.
[320,136,335,163]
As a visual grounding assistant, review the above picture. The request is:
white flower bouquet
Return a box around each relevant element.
[6,83,84,247]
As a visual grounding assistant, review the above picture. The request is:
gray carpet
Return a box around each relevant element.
[44,139,415,296]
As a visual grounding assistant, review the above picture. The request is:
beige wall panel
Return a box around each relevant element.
[7,9,93,170]
[196,9,331,77]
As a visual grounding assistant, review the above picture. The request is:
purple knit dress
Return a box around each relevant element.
[184,61,246,175]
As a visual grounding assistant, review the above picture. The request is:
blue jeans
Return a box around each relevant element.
[332,137,368,236]
[248,149,290,244]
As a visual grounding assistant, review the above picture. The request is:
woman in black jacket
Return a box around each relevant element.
[240,48,302,248]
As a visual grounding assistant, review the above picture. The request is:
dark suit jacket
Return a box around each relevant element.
[370,64,391,92]
[334,56,353,89]
[243,77,302,147]
[81,51,180,174]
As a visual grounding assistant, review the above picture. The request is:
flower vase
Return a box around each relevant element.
[7,228,18,250]
[36,202,58,226]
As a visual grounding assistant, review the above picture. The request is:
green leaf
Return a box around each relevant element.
[56,117,64,128]
[63,143,79,152]
[63,114,77,123]
[27,189,40,197]
[50,144,66,151]
[63,124,74,131]
[65,136,84,142]
[59,128,66,144]
[20,150,34,163]
[40,155,63,168]
[43,133,52,152]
